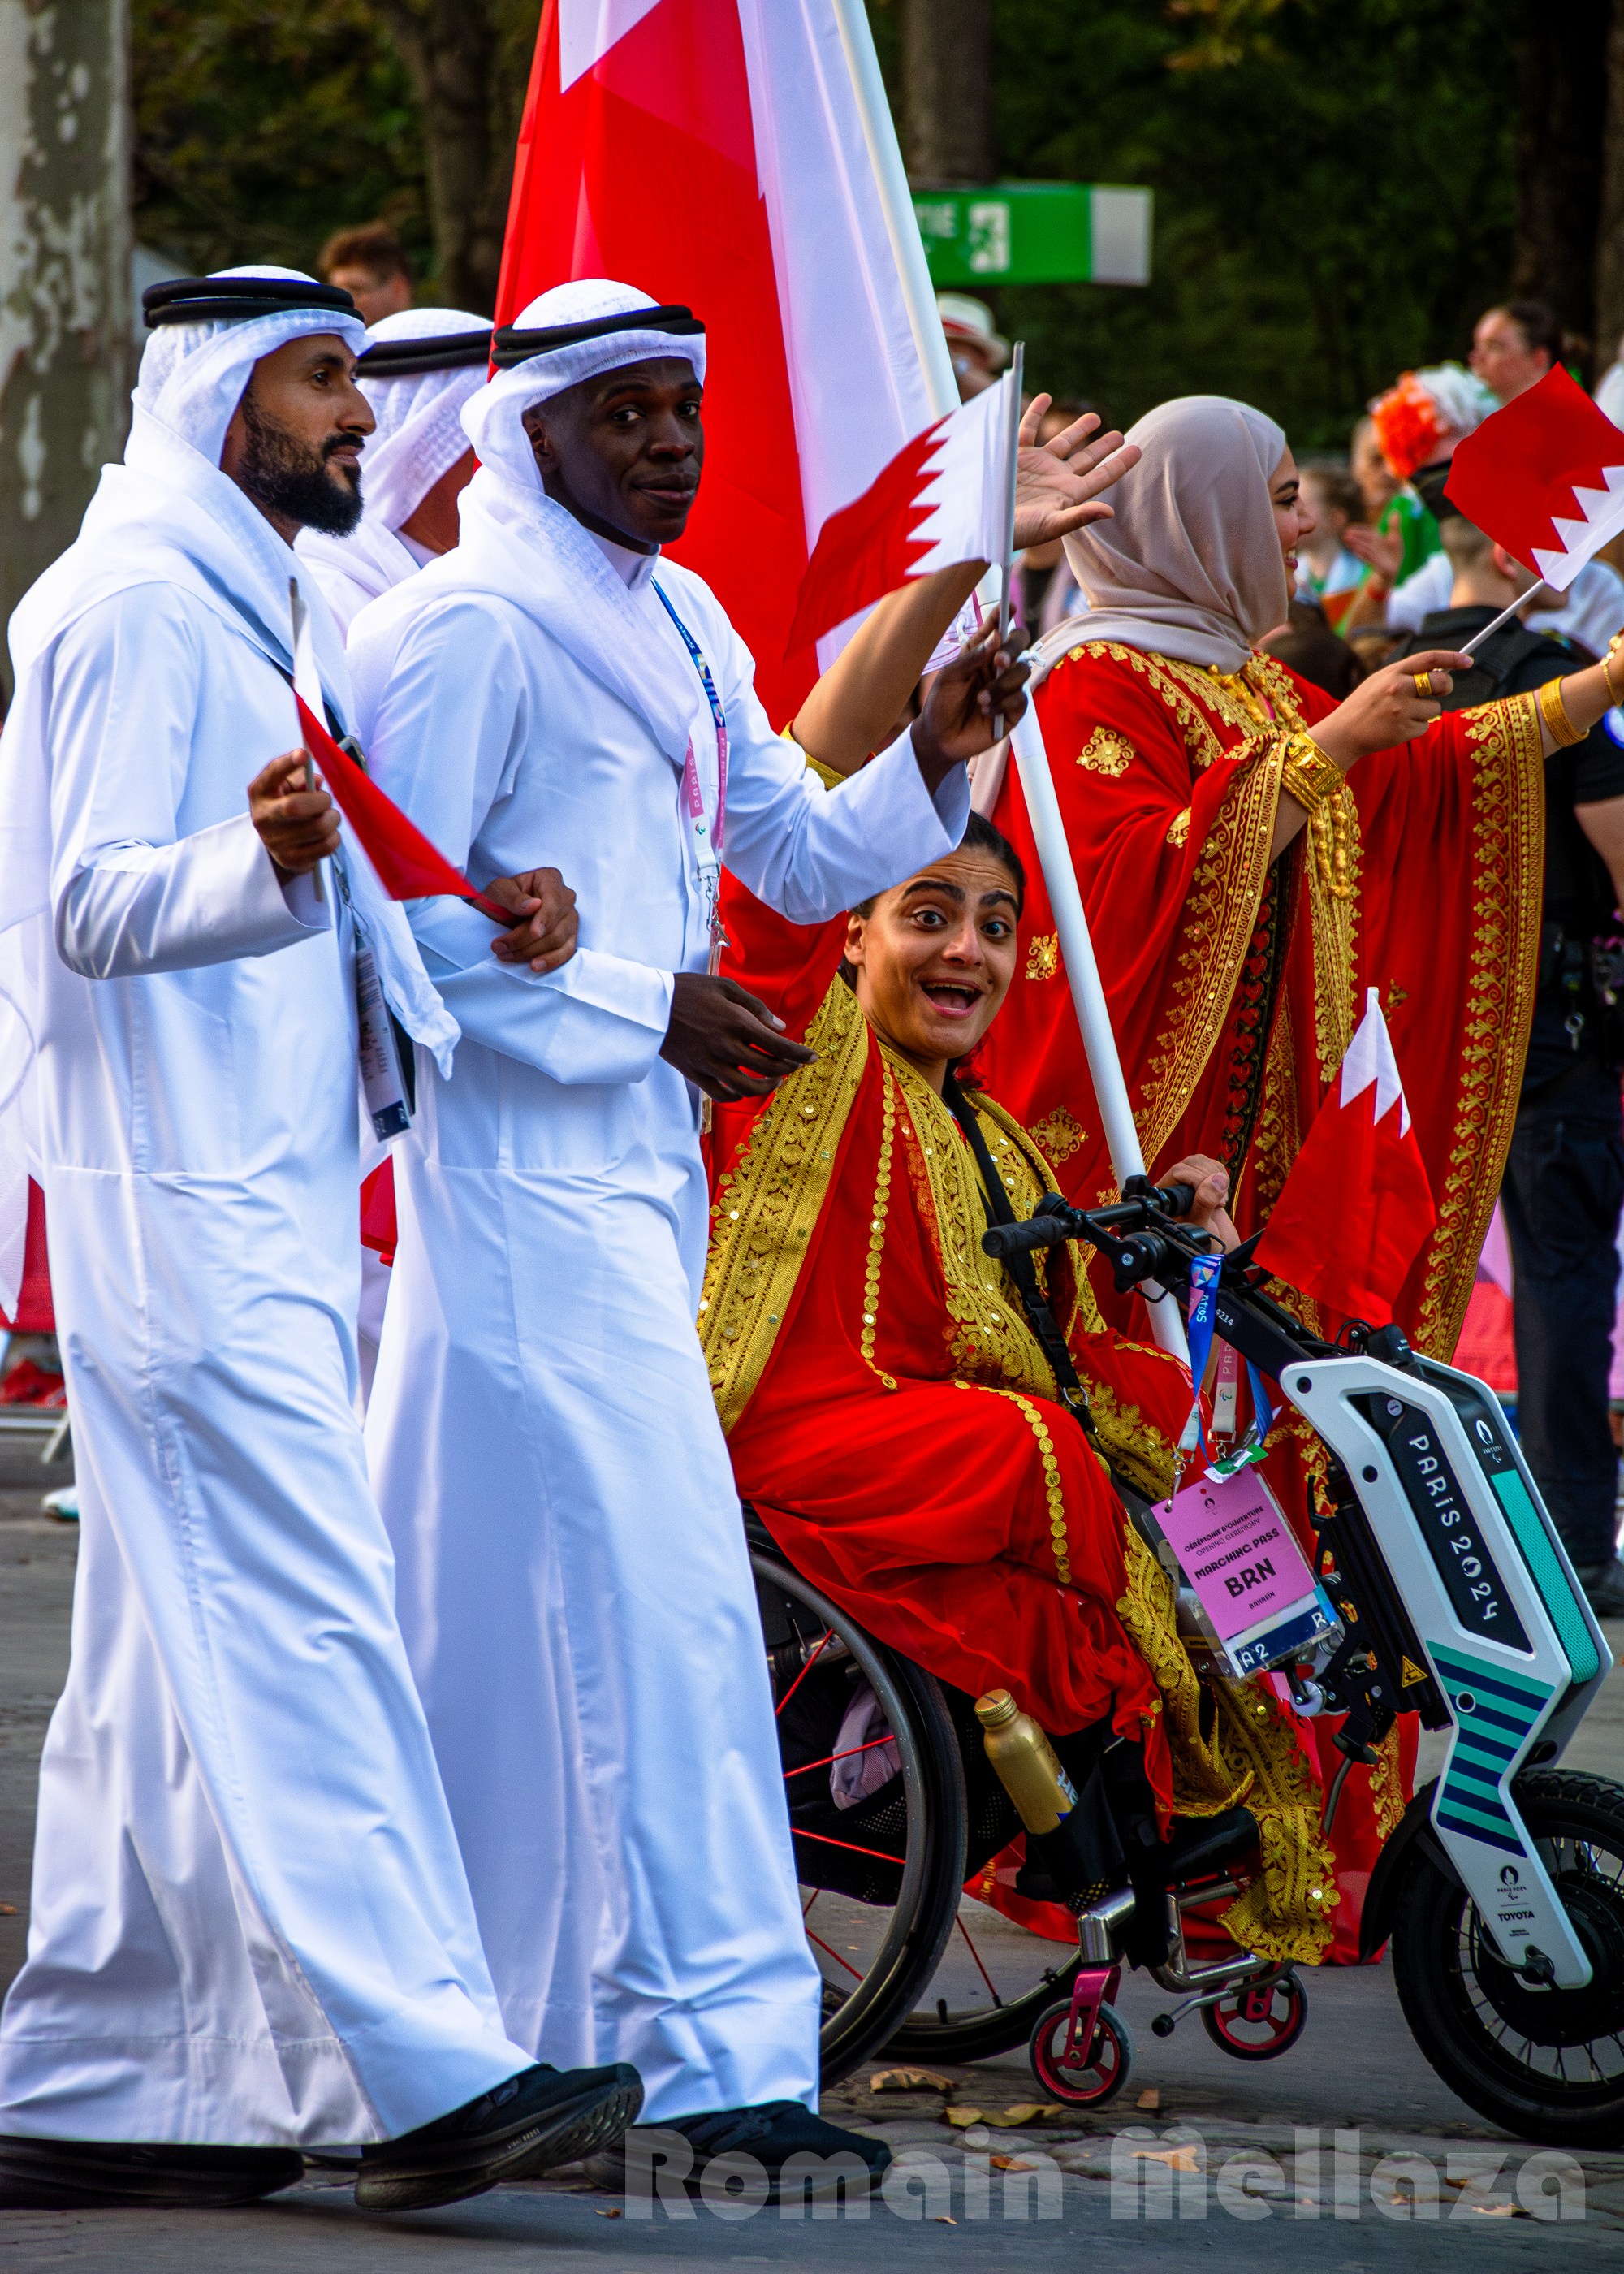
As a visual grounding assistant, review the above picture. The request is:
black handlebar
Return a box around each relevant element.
[980,1179,1195,1260]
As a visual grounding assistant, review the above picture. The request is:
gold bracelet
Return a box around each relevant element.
[1605,633,1624,706]
[1279,729,1347,818]
[1536,676,1585,749]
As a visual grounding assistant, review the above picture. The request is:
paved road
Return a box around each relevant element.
[0,1436,1620,2271]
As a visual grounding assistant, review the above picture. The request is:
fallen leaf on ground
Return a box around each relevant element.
[991,2155,1035,2172]
[594,2206,623,2218]
[869,2068,954,2095]
[948,2102,1060,2127]
[0,1905,15,1917]
[1466,2203,1522,2216]
[935,2215,957,2224]
[1134,2145,1199,2172]
[1136,2087,1160,2110]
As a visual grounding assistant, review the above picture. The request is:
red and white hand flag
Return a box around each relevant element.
[1445,365,1624,592]
[784,373,1017,659]
[495,0,946,723]
[1253,988,1436,1324]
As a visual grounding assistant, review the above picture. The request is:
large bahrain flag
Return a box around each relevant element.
[495,0,944,727]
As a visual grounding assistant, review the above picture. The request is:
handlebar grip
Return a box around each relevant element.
[981,1216,1074,1260]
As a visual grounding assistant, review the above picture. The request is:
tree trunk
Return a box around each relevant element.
[1511,0,1610,362]
[377,0,503,313]
[899,0,994,185]
[0,0,131,705]
[1596,0,1624,366]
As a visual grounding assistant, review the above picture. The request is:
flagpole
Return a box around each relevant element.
[1458,581,1549,655]
[1009,697,1190,1365]
[829,0,959,422]
[996,344,1024,655]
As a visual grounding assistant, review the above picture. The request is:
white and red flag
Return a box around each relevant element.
[1445,364,1624,591]
[1253,989,1436,1325]
[785,371,1017,658]
[495,0,945,725]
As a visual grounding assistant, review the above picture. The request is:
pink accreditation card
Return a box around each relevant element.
[1154,1466,1339,1678]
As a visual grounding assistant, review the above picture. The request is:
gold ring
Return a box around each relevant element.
[1412,671,1433,698]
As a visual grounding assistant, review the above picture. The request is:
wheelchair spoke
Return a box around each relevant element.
[773,1626,835,1718]
[783,1733,898,1781]
[804,1926,865,1982]
[956,1913,1004,2008]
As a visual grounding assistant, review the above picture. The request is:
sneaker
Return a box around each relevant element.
[1574,1557,1624,1619]
[586,2101,891,2207]
[40,1485,77,1523]
[354,2061,642,2215]
[0,2136,302,2210]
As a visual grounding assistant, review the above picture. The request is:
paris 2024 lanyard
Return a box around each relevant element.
[654,583,731,977]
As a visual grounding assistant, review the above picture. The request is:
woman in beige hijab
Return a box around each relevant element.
[981,391,1616,1360]
[975,391,1618,1959]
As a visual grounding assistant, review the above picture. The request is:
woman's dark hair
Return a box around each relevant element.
[849,808,1026,922]
[1490,300,1562,362]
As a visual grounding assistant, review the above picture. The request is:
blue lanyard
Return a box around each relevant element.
[653,583,730,949]
[1185,1250,1275,1472]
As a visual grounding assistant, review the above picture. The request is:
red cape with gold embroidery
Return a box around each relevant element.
[979,642,1544,1360]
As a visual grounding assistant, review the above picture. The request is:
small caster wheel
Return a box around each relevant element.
[1200,1970,1307,2060]
[1029,1995,1135,2107]
[1151,2012,1176,2039]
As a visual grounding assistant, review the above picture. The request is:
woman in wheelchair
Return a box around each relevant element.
[701,812,1341,1974]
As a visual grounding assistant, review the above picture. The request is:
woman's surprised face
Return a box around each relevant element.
[1269,446,1315,578]
[845,849,1022,1082]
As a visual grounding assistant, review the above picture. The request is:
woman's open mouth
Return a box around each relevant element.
[920,979,982,1018]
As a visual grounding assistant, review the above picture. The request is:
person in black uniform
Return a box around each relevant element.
[1393,512,1624,1617]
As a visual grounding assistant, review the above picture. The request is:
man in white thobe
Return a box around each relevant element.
[0,267,638,2216]
[296,305,490,637]
[349,279,1030,2195]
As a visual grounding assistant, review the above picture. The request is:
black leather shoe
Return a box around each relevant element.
[0,2136,303,2210]
[587,2101,890,2206]
[355,2061,642,2214]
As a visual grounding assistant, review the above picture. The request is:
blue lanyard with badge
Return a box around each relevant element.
[289,578,412,1141]
[653,583,731,975]
[1180,1248,1276,1479]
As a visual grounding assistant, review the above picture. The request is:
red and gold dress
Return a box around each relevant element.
[982,642,1544,1360]
[702,974,1344,1969]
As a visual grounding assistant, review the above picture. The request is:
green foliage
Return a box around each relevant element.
[133,2,427,276]
[132,1,542,292]
[872,0,1518,452]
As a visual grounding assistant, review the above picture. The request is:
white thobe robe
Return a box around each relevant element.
[351,530,969,2124]
[0,573,530,2146]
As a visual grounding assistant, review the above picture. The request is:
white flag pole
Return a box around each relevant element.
[1457,581,1549,655]
[1009,696,1190,1364]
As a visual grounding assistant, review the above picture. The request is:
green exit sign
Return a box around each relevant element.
[911,181,1152,287]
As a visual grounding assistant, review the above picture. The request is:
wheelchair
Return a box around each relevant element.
[749,1511,1288,2110]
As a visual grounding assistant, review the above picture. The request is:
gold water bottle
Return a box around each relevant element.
[974,1689,1078,1835]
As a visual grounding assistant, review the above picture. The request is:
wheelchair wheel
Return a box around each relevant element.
[1199,1970,1307,2060]
[1390,1770,1624,2149]
[753,1545,967,2087]
[1029,1996,1134,2108]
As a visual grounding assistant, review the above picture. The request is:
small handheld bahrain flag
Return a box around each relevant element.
[1253,988,1436,1325]
[1445,364,1624,593]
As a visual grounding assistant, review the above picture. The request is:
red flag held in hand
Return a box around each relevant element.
[1445,365,1624,593]
[292,694,511,925]
[1254,989,1436,1325]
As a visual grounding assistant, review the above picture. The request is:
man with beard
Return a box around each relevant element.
[0,268,636,2214]
[347,278,1034,2200]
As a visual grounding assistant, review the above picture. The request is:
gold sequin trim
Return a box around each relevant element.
[1166,807,1191,850]
[860,1070,899,1390]
[1412,692,1545,1355]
